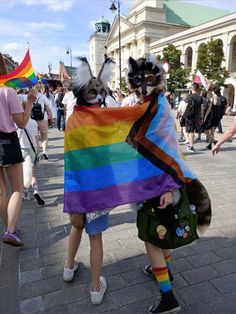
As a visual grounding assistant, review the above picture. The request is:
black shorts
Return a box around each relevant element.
[0,131,24,167]
[185,119,199,133]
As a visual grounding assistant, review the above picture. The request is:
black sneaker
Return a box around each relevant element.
[142,265,173,282]
[206,143,212,150]
[34,193,45,206]
[149,290,181,313]
[42,153,49,160]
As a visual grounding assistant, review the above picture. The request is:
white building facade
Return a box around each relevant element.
[89,0,236,108]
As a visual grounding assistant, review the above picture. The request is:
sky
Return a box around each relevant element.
[0,0,236,74]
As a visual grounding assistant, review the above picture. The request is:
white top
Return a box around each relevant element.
[62,91,76,121]
[121,93,140,107]
[46,92,57,119]
[177,100,187,115]
[105,95,120,108]
[17,118,38,149]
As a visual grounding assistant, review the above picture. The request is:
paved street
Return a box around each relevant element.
[0,114,236,314]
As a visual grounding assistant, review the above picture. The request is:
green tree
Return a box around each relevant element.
[196,39,228,86]
[120,67,128,93]
[159,44,191,93]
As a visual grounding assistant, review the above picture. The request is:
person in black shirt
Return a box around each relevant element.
[184,83,203,152]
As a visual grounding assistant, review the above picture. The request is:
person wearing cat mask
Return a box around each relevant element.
[63,57,115,305]
[127,55,211,314]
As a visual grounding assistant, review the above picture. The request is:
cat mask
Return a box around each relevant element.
[73,57,115,106]
[127,54,164,96]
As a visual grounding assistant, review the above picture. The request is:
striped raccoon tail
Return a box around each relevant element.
[185,179,212,234]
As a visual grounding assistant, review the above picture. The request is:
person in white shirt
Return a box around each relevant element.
[121,90,141,107]
[44,87,57,126]
[176,94,189,143]
[17,111,45,206]
[32,85,53,160]
[105,89,119,108]
[62,85,76,123]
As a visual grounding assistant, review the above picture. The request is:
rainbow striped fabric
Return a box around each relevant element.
[64,93,196,213]
[0,50,38,88]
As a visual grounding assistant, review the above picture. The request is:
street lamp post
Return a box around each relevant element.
[110,0,122,90]
[65,46,73,77]
[48,62,52,77]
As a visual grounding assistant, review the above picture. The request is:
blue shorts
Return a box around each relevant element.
[85,214,109,236]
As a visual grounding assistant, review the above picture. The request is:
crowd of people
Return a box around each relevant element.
[0,52,236,314]
[176,82,229,153]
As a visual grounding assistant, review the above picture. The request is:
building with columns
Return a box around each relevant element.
[89,0,236,108]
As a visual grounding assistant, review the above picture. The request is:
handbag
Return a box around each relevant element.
[24,129,40,168]
[137,187,199,249]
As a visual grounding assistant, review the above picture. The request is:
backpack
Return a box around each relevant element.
[183,97,195,120]
[31,98,45,121]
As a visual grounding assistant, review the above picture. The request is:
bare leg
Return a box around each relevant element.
[66,225,83,268]
[0,168,8,226]
[90,233,103,291]
[40,131,48,154]
[183,127,189,142]
[145,242,166,268]
[162,249,171,259]
[5,164,23,233]
[189,132,195,147]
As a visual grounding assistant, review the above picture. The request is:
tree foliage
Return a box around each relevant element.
[196,39,228,86]
[158,44,191,93]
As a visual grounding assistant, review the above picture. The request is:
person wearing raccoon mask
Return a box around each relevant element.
[127,55,211,314]
[63,57,115,306]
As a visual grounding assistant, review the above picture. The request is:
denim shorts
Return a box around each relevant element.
[85,214,109,236]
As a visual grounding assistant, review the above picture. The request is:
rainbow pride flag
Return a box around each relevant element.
[64,93,196,213]
[0,50,38,88]
[37,73,49,87]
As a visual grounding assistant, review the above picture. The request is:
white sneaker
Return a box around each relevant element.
[90,276,107,305]
[63,259,79,281]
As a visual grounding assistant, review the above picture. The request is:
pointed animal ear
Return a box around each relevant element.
[146,54,159,69]
[128,57,139,74]
[97,58,115,86]
[73,57,93,93]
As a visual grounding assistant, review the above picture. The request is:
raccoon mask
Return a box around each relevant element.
[73,57,115,106]
[128,54,164,96]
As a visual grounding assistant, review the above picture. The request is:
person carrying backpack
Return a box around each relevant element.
[55,87,65,131]
[183,83,203,152]
[31,85,53,160]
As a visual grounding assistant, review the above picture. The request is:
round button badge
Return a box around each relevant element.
[156,225,167,236]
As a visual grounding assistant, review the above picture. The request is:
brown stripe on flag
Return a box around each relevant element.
[126,95,192,184]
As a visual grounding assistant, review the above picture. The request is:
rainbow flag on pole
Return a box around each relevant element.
[0,50,38,88]
[64,94,196,214]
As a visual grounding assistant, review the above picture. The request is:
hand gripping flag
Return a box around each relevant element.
[64,93,196,214]
[0,50,38,88]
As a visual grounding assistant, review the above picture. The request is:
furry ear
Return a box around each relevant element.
[97,58,115,86]
[73,57,93,93]
[128,57,139,74]
[146,54,159,69]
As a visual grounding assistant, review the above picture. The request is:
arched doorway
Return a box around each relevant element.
[229,35,236,72]
[185,47,192,68]
[224,84,235,111]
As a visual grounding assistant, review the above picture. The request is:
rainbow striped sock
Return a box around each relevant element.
[165,254,171,272]
[153,266,172,293]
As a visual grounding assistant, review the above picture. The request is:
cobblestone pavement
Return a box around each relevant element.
[0,114,236,314]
